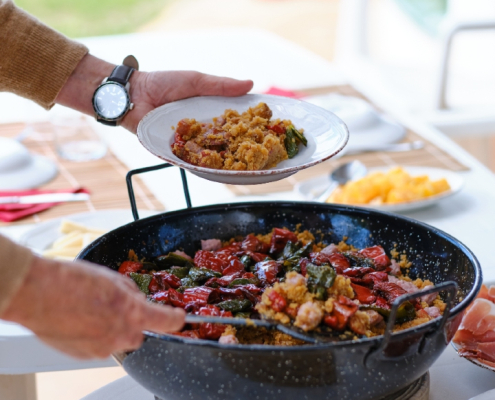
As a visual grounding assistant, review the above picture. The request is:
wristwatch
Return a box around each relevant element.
[92,55,139,126]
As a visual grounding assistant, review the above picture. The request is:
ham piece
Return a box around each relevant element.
[453,285,495,365]
[201,239,222,251]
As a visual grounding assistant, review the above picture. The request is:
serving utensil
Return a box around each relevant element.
[185,282,456,345]
[0,192,90,205]
[316,160,367,202]
[184,314,324,343]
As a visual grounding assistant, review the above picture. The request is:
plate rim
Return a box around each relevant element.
[136,94,350,177]
[295,165,464,212]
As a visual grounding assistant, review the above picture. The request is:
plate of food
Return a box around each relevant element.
[452,282,495,371]
[19,209,156,259]
[296,165,464,213]
[137,94,349,185]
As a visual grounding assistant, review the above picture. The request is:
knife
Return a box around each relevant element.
[0,193,90,205]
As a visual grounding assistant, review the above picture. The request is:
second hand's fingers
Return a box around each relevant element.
[140,303,186,334]
[194,73,253,97]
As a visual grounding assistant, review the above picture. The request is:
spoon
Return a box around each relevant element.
[316,160,368,202]
[184,314,331,344]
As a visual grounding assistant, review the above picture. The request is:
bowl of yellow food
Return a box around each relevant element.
[296,166,464,213]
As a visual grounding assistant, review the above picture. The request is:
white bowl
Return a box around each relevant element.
[137,94,349,185]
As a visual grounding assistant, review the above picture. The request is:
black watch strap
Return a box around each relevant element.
[97,118,118,126]
[107,64,135,85]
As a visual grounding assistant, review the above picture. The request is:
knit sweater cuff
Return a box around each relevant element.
[0,0,89,109]
[0,235,34,316]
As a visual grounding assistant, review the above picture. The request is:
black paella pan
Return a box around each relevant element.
[77,183,481,400]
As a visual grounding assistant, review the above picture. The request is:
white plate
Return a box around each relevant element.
[19,209,156,254]
[137,94,349,185]
[295,166,464,213]
[303,94,406,154]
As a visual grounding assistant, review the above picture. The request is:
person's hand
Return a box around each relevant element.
[122,70,253,133]
[0,257,185,359]
[55,54,253,134]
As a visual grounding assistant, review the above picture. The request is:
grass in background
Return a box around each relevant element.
[16,0,172,38]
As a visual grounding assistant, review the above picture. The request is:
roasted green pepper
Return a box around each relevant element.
[180,277,200,288]
[288,125,307,147]
[168,266,190,279]
[360,301,416,324]
[240,254,253,269]
[306,262,336,300]
[217,299,252,313]
[188,267,222,282]
[284,128,299,159]
[228,277,259,287]
[129,272,152,295]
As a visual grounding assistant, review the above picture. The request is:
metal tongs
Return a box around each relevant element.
[184,314,329,344]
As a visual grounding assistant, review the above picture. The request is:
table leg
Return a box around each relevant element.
[0,374,37,400]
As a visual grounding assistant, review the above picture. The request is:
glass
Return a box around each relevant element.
[52,115,107,162]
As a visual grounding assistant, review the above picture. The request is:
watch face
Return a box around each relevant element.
[93,82,129,120]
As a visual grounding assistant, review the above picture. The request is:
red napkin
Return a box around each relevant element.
[263,87,302,98]
[0,188,90,223]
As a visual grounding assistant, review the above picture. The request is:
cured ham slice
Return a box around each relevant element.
[458,298,495,336]
[453,285,495,366]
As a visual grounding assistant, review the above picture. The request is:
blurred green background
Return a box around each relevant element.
[16,0,170,37]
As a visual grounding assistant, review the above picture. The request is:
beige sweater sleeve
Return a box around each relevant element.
[0,0,88,109]
[0,235,34,315]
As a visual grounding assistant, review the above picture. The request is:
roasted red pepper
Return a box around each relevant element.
[216,243,242,256]
[217,253,246,275]
[148,276,161,294]
[373,281,407,304]
[194,250,226,272]
[324,295,359,331]
[168,288,185,308]
[343,267,375,278]
[268,290,287,312]
[118,261,143,275]
[254,260,282,284]
[351,283,376,304]
[183,287,219,306]
[359,246,391,270]
[153,271,182,289]
[300,258,309,276]
[269,228,298,254]
[248,252,269,263]
[267,123,286,135]
[241,234,270,253]
[374,296,390,310]
[151,290,170,304]
[197,305,233,340]
[363,271,389,286]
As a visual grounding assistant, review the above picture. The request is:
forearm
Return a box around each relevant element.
[55,54,115,116]
[0,235,34,317]
[0,0,88,109]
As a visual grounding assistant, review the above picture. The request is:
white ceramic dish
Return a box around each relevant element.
[137,94,349,185]
[295,166,464,213]
[20,209,156,254]
[303,94,406,154]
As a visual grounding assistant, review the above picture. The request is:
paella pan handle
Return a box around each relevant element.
[364,280,458,369]
[126,163,192,221]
